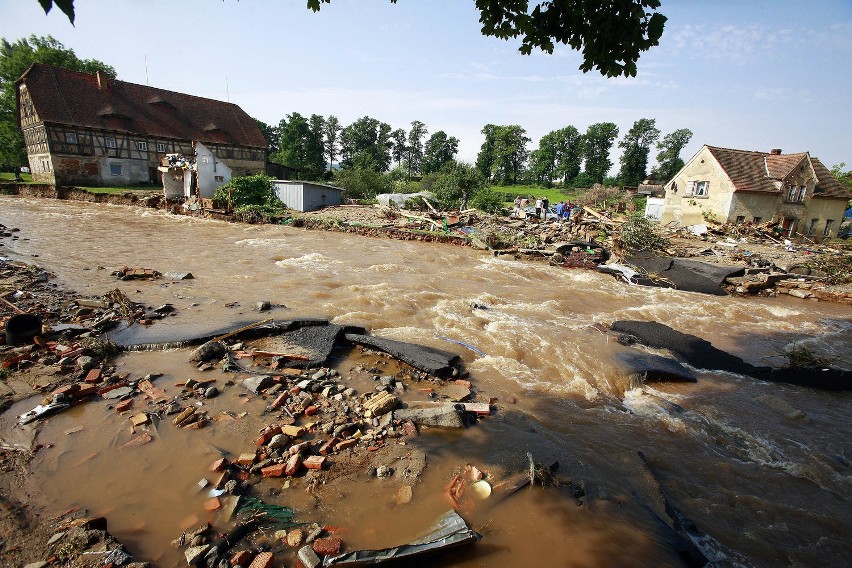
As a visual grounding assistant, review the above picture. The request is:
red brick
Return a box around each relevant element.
[319,438,340,456]
[335,439,357,451]
[261,463,287,478]
[204,497,221,512]
[231,550,252,566]
[209,458,228,472]
[304,455,326,470]
[185,420,207,430]
[284,453,302,476]
[312,537,343,557]
[249,551,274,568]
[115,399,133,412]
[84,368,102,383]
[256,425,282,446]
[271,393,288,408]
[53,384,78,397]
[74,383,97,399]
[304,405,318,416]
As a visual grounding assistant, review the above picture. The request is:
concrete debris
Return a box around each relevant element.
[393,404,465,428]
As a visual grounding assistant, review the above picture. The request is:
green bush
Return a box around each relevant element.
[214,174,276,209]
[619,213,669,252]
[333,167,392,200]
[471,188,506,214]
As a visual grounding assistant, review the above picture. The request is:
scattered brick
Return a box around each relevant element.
[231,550,253,566]
[319,437,340,456]
[236,453,256,466]
[249,551,274,568]
[84,368,102,383]
[209,458,228,472]
[115,399,133,412]
[312,536,343,557]
[304,455,326,470]
[284,453,302,476]
[335,439,357,451]
[203,497,221,512]
[261,463,287,478]
[130,413,149,426]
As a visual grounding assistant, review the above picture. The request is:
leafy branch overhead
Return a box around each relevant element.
[36,0,75,25]
[308,0,666,78]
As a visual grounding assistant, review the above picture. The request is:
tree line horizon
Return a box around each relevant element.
[258,112,694,190]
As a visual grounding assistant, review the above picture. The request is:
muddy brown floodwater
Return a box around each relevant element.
[1,195,851,567]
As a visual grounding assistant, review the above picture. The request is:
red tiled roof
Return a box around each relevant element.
[810,157,851,199]
[705,145,850,198]
[18,63,267,149]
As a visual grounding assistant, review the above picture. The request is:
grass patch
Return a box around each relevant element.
[0,172,34,183]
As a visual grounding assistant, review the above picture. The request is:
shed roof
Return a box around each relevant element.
[18,63,267,149]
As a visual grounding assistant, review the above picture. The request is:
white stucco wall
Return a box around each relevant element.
[195,142,231,198]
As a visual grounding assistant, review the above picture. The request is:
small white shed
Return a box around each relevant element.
[272,180,344,212]
[645,197,665,221]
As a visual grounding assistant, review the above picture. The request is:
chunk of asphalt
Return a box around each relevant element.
[344,334,460,377]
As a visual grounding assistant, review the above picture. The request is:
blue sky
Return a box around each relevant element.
[2,0,850,173]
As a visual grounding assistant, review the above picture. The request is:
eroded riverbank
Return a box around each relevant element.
[2,195,851,567]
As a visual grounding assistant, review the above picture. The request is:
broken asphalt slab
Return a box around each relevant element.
[344,334,460,377]
[614,351,697,383]
[107,318,333,350]
[617,255,745,296]
[268,324,365,369]
[612,320,852,390]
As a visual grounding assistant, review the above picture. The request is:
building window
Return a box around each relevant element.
[786,185,805,203]
[808,219,819,235]
[105,137,117,149]
[687,180,708,197]
[65,132,77,144]
[823,219,834,237]
[41,159,51,172]
[225,148,234,159]
[110,163,123,176]
[156,143,166,153]
[137,141,148,151]
[753,217,762,224]
[214,175,224,182]
[735,216,745,224]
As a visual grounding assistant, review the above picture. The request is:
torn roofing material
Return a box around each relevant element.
[323,510,481,566]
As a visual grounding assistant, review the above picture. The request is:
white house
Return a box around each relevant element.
[658,145,850,238]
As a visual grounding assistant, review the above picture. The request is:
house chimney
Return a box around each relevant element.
[770,148,782,155]
[96,71,110,90]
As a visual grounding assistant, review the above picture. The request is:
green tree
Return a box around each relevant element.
[432,160,486,211]
[490,125,530,185]
[390,128,407,169]
[306,0,665,78]
[421,130,459,174]
[529,126,583,186]
[830,163,852,193]
[0,35,115,170]
[583,122,619,184]
[253,119,280,156]
[653,128,693,183]
[406,120,427,179]
[275,112,325,180]
[332,155,392,200]
[323,115,341,174]
[475,124,497,180]
[340,116,393,172]
[617,118,660,186]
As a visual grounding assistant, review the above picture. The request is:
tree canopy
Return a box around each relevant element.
[583,122,619,184]
[617,118,660,186]
[0,35,115,170]
[653,128,693,183]
[307,0,665,78]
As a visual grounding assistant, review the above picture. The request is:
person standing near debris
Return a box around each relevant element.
[564,201,572,224]
[541,196,550,220]
[535,197,543,220]
[555,200,564,224]
[513,195,522,218]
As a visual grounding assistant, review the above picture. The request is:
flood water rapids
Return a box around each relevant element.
[1,196,850,567]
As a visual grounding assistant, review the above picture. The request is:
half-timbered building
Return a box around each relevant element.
[16,63,267,186]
